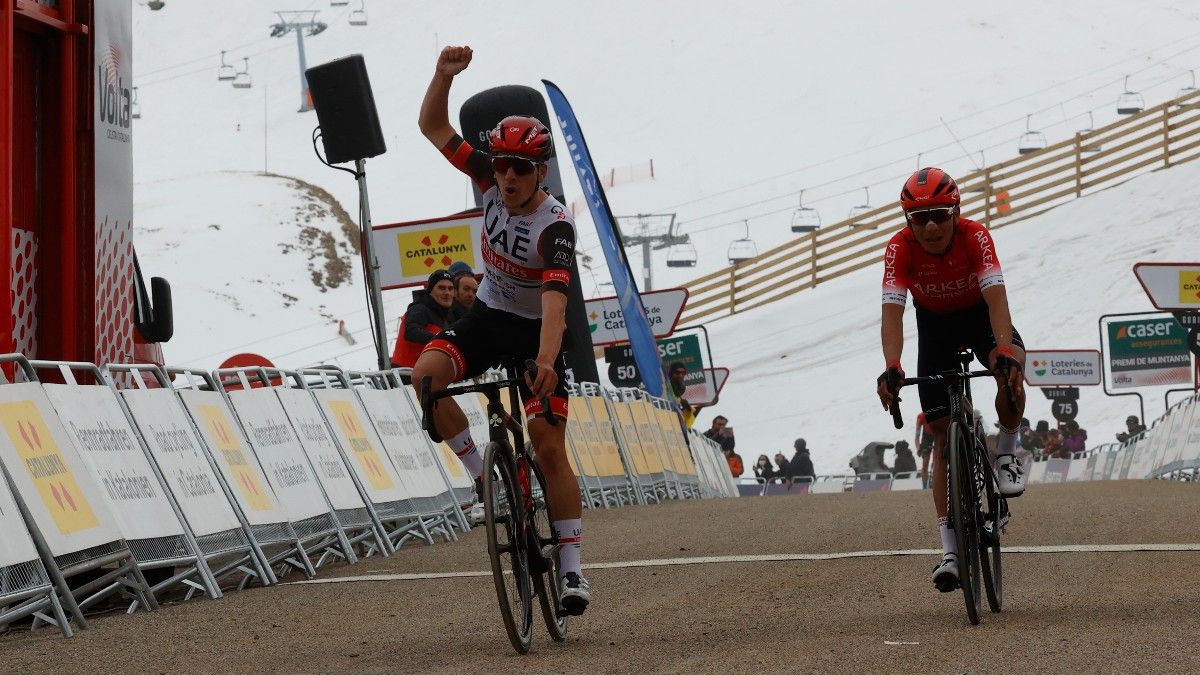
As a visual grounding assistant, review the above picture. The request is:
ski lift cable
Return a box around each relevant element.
[657,31,1200,213]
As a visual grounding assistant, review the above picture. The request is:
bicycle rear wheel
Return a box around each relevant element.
[526,455,568,642]
[978,441,1004,613]
[947,422,982,625]
[482,442,535,654]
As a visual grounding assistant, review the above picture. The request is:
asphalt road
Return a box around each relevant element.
[4,480,1199,673]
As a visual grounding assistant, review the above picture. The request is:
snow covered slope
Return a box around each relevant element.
[702,163,1200,474]
[129,2,1200,469]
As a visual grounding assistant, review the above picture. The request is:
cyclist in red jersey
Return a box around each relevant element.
[914,411,934,487]
[875,167,1027,593]
[412,46,589,614]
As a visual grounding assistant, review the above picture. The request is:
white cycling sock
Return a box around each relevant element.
[447,428,482,479]
[996,423,1017,456]
[554,518,582,577]
[938,517,957,556]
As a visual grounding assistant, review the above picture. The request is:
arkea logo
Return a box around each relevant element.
[1178,270,1200,304]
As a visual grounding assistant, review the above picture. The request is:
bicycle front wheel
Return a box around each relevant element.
[978,441,1004,613]
[947,422,982,626]
[482,442,535,654]
[527,455,568,642]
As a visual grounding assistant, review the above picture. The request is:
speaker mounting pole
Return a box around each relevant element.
[355,159,390,371]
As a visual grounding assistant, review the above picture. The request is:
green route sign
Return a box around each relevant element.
[1106,316,1192,388]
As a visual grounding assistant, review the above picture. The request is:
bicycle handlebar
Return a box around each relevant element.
[887,369,999,430]
[419,360,558,438]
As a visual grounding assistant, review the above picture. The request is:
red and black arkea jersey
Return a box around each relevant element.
[881,218,1005,314]
[440,135,576,319]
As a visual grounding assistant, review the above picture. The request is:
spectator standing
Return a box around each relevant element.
[753,455,776,482]
[914,411,935,488]
[721,435,743,477]
[1063,420,1087,456]
[772,453,790,480]
[790,439,815,481]
[667,362,697,428]
[703,416,728,442]
[390,270,456,372]
[892,440,918,475]
[447,261,478,322]
[1117,415,1146,443]
[1044,428,1067,459]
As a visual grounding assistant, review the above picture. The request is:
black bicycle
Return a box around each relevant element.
[420,360,566,654]
[889,350,1012,625]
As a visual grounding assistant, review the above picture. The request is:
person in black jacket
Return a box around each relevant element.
[892,440,918,475]
[390,270,456,372]
[789,438,815,480]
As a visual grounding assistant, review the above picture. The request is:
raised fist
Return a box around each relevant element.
[436,45,473,77]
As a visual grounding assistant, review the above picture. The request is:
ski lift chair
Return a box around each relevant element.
[217,50,236,81]
[348,0,368,25]
[790,190,821,233]
[727,220,757,264]
[1017,114,1046,155]
[1176,70,1198,108]
[232,58,252,89]
[1077,111,1101,153]
[1116,75,1144,115]
[847,187,875,228]
[666,242,697,268]
[131,87,141,119]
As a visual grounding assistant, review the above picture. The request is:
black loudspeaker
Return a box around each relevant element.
[306,54,386,164]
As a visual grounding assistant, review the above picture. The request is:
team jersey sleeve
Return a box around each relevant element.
[439,134,494,194]
[967,222,1005,291]
[538,219,576,295]
[881,233,911,307]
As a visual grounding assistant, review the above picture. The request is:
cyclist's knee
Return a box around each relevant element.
[411,351,454,395]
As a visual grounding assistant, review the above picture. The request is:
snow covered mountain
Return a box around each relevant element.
[131,1,1200,470]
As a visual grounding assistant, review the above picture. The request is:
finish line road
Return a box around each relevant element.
[5,481,1199,673]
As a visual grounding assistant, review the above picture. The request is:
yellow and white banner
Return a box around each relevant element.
[373,211,483,289]
[274,388,368,512]
[313,390,409,506]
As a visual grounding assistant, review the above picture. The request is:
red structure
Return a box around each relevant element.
[1,0,170,373]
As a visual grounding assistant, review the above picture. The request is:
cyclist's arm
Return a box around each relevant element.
[418,48,492,192]
[881,303,905,367]
[535,220,575,367]
[980,284,1015,352]
[880,236,909,368]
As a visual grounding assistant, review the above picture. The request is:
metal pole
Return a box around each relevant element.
[294,28,311,112]
[642,239,652,291]
[356,159,390,371]
[263,84,268,173]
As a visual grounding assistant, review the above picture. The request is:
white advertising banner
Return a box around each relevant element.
[1133,262,1200,310]
[120,389,242,537]
[0,384,121,555]
[1184,400,1200,466]
[177,390,284,527]
[356,389,439,499]
[274,388,367,512]
[42,384,182,541]
[396,386,473,489]
[226,389,330,523]
[373,211,483,290]
[311,389,411,505]
[1024,350,1102,386]
[0,470,40,568]
[584,288,689,346]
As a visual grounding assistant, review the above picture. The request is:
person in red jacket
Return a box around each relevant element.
[391,270,455,371]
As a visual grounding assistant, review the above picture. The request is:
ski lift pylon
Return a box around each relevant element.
[727,220,758,265]
[349,0,367,25]
[1116,75,1144,115]
[1018,114,1047,155]
[847,187,875,228]
[1077,111,1101,153]
[131,86,141,119]
[217,50,236,81]
[232,57,252,89]
[790,189,821,233]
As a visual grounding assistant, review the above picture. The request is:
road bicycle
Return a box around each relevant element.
[889,350,1013,625]
[420,359,566,653]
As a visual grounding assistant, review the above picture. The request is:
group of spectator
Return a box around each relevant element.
[390,261,478,372]
[750,438,816,483]
[1018,418,1089,461]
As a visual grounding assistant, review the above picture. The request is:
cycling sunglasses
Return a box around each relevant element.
[907,207,955,227]
[491,156,539,176]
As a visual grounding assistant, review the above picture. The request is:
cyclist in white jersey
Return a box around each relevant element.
[412,45,589,615]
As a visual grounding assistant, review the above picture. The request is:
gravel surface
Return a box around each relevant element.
[4,480,1198,673]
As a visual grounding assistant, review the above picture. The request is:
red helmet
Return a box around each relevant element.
[900,167,960,211]
[487,115,552,161]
